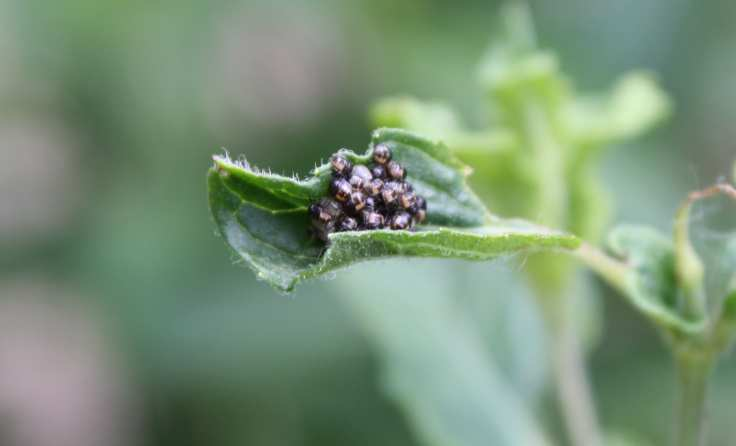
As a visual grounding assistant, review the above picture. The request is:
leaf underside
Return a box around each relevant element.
[209,128,579,292]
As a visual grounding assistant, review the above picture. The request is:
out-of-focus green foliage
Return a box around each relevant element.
[371,3,670,294]
[581,182,736,445]
[365,5,679,445]
[339,261,552,446]
[3,0,736,445]
[604,185,736,345]
[209,128,578,291]
[606,225,703,334]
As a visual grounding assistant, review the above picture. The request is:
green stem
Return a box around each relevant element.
[523,99,604,446]
[674,353,715,446]
[550,309,602,446]
[532,277,602,446]
[573,242,630,295]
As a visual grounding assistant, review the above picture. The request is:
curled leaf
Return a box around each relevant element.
[606,225,705,335]
[209,128,579,292]
[600,185,736,345]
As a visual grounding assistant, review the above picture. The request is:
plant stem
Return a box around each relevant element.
[674,353,715,446]
[533,278,603,446]
[550,311,602,446]
[573,242,630,295]
[522,90,603,446]
[572,237,725,446]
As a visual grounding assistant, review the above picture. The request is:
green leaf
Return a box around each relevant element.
[477,2,560,101]
[604,431,655,446]
[369,96,529,219]
[726,288,736,319]
[566,72,672,152]
[370,96,518,157]
[369,97,463,138]
[709,227,736,350]
[209,128,579,292]
[672,188,707,318]
[725,238,736,302]
[606,225,704,335]
[713,288,736,353]
[338,261,552,446]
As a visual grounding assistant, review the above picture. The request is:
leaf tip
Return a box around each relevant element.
[211,154,231,177]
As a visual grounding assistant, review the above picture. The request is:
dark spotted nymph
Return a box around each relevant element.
[308,145,427,242]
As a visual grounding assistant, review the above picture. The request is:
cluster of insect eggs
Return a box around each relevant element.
[308,143,427,241]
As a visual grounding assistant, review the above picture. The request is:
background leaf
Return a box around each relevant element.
[566,72,672,152]
[368,7,670,339]
[371,3,670,245]
[606,224,704,335]
[209,128,579,291]
[338,261,552,446]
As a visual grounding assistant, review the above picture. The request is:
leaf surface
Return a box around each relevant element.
[209,128,579,292]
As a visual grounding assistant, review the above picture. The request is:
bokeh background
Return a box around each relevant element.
[2,0,735,445]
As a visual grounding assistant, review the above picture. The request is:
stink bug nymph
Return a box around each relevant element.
[308,203,322,220]
[364,196,377,210]
[309,145,425,242]
[330,177,352,202]
[310,198,341,223]
[372,143,391,165]
[371,164,386,180]
[381,181,401,206]
[361,210,384,230]
[338,216,358,232]
[330,154,352,177]
[389,212,412,230]
[413,196,427,223]
[349,164,373,190]
[399,190,417,209]
[346,191,367,214]
[364,178,384,197]
[386,160,406,180]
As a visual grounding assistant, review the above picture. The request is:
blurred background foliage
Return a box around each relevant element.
[1,0,735,445]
